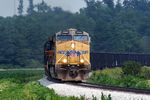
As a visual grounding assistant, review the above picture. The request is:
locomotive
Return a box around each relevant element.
[44,28,91,81]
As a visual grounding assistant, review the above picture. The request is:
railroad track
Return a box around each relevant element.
[47,77,150,95]
[66,82,150,95]
[39,77,150,100]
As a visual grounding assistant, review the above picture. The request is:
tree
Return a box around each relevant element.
[103,0,114,9]
[18,0,23,15]
[27,0,34,15]
[35,0,51,13]
[1,0,150,68]
[116,0,122,11]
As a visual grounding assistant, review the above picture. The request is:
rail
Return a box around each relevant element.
[65,82,150,95]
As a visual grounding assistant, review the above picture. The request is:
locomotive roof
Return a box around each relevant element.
[55,28,89,36]
[48,28,90,42]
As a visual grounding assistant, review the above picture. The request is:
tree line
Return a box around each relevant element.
[0,0,150,68]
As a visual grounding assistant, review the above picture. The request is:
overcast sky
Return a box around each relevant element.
[0,0,86,17]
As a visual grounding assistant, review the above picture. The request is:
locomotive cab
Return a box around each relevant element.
[44,29,91,81]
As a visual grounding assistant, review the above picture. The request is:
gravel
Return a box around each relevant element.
[39,78,150,100]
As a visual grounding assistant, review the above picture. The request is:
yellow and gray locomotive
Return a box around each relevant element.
[44,29,91,81]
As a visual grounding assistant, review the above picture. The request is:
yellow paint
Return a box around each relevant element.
[57,63,89,65]
[56,40,90,66]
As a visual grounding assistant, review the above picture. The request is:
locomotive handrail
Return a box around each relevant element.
[56,53,67,64]
[82,54,90,64]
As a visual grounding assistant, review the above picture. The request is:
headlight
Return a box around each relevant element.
[71,43,75,49]
[80,59,84,63]
[63,59,67,63]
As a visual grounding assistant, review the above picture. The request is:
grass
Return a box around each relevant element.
[93,67,122,79]
[88,66,150,89]
[0,70,44,83]
[139,66,150,79]
[0,79,84,100]
[0,64,43,69]
[0,70,85,100]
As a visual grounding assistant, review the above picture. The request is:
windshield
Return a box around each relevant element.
[57,35,72,41]
[74,35,88,41]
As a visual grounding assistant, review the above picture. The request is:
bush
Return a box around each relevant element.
[122,61,142,76]
[88,68,150,89]
[99,67,122,79]
[88,72,119,86]
[0,79,83,100]
[135,81,150,89]
[139,66,150,79]
[119,75,142,88]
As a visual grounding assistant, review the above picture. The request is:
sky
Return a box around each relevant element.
[0,0,86,17]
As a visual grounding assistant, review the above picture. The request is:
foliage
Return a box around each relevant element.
[88,67,150,89]
[122,61,142,76]
[18,0,23,15]
[92,95,97,100]
[0,61,42,69]
[0,70,84,100]
[135,80,150,89]
[22,81,81,100]
[0,64,21,69]
[0,80,83,100]
[1,0,150,68]
[139,66,150,79]
[119,75,143,88]
[94,67,122,79]
[0,79,19,93]
[0,70,44,83]
[88,72,119,86]
[92,93,111,100]
[101,93,111,100]
[27,0,34,15]
[35,0,50,13]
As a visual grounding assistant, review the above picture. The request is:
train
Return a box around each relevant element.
[44,28,91,81]
[91,52,150,70]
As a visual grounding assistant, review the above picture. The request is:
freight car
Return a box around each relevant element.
[44,29,91,81]
[91,52,150,70]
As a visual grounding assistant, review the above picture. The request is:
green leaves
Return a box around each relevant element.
[122,61,142,76]
[0,71,84,100]
[18,0,23,15]
[88,67,150,89]
[1,0,150,67]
